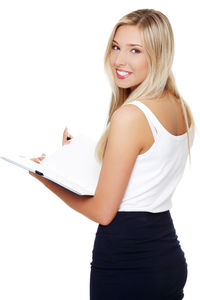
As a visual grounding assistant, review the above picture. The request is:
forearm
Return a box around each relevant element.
[34,174,103,224]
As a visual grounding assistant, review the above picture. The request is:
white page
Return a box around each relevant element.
[40,134,102,193]
[0,134,102,195]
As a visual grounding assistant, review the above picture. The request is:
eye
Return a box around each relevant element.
[112,45,119,50]
[131,49,140,54]
[111,45,141,54]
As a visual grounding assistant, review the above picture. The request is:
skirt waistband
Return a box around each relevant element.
[96,210,174,238]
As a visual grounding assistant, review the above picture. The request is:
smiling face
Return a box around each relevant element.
[109,25,149,90]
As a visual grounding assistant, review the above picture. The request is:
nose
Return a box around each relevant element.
[115,50,127,67]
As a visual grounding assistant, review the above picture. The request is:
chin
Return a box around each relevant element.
[116,83,136,90]
[118,81,143,91]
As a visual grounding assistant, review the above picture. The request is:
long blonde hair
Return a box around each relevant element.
[95,8,196,164]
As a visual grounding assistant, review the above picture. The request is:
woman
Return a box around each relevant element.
[30,8,196,300]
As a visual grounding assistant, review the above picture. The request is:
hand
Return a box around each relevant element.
[29,153,46,181]
[30,153,46,164]
[62,127,73,146]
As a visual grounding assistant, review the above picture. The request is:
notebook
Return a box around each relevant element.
[0,134,102,196]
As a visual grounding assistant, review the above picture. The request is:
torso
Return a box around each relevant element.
[138,93,192,155]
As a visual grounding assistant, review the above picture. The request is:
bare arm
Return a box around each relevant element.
[29,171,104,224]
[29,105,144,226]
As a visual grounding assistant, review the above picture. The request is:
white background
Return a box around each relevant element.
[0,0,200,299]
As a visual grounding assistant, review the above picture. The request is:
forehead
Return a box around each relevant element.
[113,25,142,45]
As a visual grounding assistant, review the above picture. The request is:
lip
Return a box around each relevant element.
[116,69,132,79]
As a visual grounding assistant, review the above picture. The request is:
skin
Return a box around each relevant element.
[110,24,149,90]
[28,25,154,225]
[29,109,145,225]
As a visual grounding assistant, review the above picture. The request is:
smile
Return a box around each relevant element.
[116,69,132,79]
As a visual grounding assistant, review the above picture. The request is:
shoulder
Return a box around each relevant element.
[112,102,144,122]
[106,103,146,157]
[110,102,147,137]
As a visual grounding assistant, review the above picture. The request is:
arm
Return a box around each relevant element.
[30,104,144,225]
[29,172,104,224]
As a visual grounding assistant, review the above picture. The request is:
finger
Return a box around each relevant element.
[63,127,70,140]
[38,157,44,161]
[37,154,46,162]
[67,133,73,139]
[63,138,72,146]
[63,127,74,146]
[30,158,40,164]
[62,127,68,145]
[30,158,40,163]
[40,153,46,159]
[63,127,73,138]
[63,128,72,145]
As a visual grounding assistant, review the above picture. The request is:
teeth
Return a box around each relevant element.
[117,70,129,75]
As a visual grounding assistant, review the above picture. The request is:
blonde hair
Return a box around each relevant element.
[95,8,196,164]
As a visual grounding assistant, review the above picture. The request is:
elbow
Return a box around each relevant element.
[97,214,109,226]
[100,220,111,226]
[97,213,111,226]
[99,219,109,226]
[93,195,118,226]
[99,220,110,226]
[99,212,116,226]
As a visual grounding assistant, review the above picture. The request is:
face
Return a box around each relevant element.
[109,25,149,90]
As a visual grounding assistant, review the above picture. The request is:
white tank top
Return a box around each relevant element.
[118,100,195,213]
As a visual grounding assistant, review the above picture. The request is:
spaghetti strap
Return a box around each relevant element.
[127,100,194,141]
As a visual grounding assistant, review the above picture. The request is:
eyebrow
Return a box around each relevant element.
[112,39,143,48]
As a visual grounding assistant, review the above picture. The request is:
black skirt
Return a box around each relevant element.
[90,210,188,300]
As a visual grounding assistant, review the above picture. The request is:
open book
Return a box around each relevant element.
[0,134,102,196]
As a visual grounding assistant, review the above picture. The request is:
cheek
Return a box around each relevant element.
[109,53,115,67]
[134,57,148,76]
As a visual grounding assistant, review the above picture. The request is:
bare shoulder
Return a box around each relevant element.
[114,102,144,115]
[110,103,149,150]
[112,102,146,124]
[113,102,153,134]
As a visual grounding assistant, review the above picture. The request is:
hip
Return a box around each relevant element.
[90,210,187,271]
